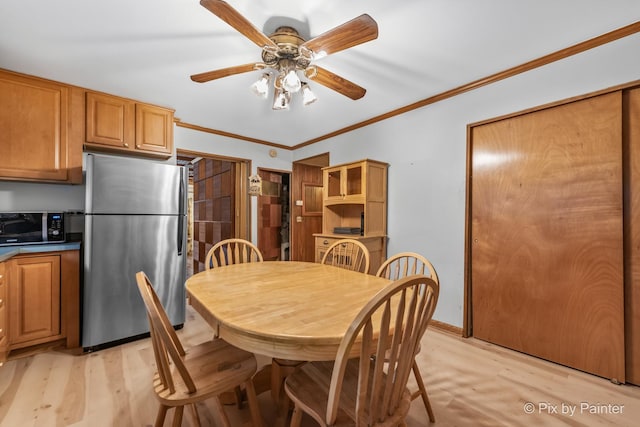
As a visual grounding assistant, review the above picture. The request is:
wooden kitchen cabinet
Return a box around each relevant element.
[8,254,61,348]
[0,262,7,362]
[315,159,388,273]
[85,91,174,158]
[0,249,79,363]
[0,69,83,184]
[325,162,366,203]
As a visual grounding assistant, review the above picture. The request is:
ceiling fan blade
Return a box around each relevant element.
[191,63,260,83]
[301,14,378,58]
[200,0,277,50]
[307,66,366,100]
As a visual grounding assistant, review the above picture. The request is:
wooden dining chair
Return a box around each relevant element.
[205,238,264,269]
[284,275,439,427]
[135,271,264,427]
[320,239,370,274]
[376,252,439,422]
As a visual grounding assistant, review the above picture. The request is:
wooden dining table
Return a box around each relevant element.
[185,260,391,424]
[186,260,391,361]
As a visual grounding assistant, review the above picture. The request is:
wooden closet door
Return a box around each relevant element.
[625,87,640,385]
[470,91,625,382]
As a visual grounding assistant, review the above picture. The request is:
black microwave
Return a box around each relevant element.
[0,212,65,246]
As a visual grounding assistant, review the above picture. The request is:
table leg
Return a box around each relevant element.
[271,358,305,427]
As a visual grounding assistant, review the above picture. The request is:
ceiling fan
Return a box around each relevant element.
[190,0,378,109]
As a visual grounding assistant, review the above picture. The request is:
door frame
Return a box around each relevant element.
[177,149,251,240]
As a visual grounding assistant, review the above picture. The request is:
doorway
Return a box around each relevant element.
[257,168,291,261]
[177,151,251,276]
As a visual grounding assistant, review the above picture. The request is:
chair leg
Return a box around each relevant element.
[171,405,184,427]
[290,405,303,427]
[234,385,245,409]
[244,379,264,427]
[155,404,169,427]
[412,361,435,422]
[190,403,202,427]
[214,396,232,427]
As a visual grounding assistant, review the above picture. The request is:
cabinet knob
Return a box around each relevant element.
[123,143,129,148]
[323,240,329,245]
[136,144,141,148]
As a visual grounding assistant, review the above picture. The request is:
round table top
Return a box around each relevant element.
[185,261,391,361]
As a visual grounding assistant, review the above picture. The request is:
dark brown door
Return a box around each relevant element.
[192,158,235,273]
[470,92,625,381]
[291,158,326,262]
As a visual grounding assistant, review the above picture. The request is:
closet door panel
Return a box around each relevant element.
[625,87,640,385]
[471,91,624,381]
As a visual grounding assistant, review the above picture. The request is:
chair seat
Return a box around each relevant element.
[153,338,257,406]
[285,359,412,427]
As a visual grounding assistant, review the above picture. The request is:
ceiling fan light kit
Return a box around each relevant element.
[192,0,378,110]
[250,72,271,99]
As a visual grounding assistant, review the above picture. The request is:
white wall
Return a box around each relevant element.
[293,33,640,327]
[0,180,85,212]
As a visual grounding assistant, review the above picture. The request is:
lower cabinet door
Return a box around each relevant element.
[0,262,7,360]
[9,255,61,347]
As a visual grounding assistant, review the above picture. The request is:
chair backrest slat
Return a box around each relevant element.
[205,238,264,269]
[321,239,371,274]
[325,275,439,425]
[376,252,439,284]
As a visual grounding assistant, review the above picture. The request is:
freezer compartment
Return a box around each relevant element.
[83,214,186,348]
[85,154,186,215]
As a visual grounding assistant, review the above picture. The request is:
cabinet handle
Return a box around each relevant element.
[136,144,141,148]
[123,143,129,148]
[323,240,329,245]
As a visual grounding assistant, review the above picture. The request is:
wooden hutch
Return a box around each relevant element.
[314,159,388,274]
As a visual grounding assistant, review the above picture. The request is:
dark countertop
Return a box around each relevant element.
[0,242,81,262]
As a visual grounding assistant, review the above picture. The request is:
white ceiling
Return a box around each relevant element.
[1,1,639,148]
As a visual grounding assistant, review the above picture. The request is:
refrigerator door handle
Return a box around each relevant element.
[177,215,184,256]
[177,168,185,256]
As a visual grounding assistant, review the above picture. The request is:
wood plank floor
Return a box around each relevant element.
[1,305,638,426]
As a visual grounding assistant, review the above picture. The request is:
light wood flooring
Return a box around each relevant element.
[0,305,638,426]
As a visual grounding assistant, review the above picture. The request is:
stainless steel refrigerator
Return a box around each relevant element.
[83,153,187,349]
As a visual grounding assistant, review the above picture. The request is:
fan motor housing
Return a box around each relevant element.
[262,26,308,67]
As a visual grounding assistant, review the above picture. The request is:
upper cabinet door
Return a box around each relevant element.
[135,103,173,155]
[85,91,135,149]
[84,90,174,158]
[0,70,81,183]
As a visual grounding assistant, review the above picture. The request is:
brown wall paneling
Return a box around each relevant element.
[192,158,235,273]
